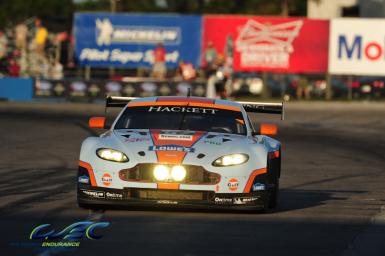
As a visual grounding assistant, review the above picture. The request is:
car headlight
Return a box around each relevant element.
[153,165,169,181]
[153,165,187,182]
[212,153,249,166]
[96,148,129,162]
[170,165,186,181]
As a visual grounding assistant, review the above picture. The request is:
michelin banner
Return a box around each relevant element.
[74,13,202,68]
[329,18,385,76]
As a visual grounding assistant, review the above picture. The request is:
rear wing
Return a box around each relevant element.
[106,96,137,108]
[105,96,284,120]
[237,101,284,120]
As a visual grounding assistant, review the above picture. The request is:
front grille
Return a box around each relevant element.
[126,188,212,200]
[119,164,220,185]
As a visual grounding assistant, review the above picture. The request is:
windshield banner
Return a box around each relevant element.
[74,13,202,68]
[202,15,329,73]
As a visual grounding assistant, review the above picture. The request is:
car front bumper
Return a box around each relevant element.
[77,185,269,209]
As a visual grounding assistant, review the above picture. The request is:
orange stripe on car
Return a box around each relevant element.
[157,97,214,104]
[188,102,240,111]
[79,160,97,186]
[127,101,241,112]
[243,168,267,193]
[150,129,206,164]
[128,102,187,107]
[156,151,186,165]
[157,183,180,190]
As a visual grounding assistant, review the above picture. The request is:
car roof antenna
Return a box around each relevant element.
[187,87,191,97]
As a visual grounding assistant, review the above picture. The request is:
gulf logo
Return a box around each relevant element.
[227,178,239,191]
[102,173,112,186]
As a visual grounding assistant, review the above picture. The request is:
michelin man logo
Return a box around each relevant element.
[96,18,113,46]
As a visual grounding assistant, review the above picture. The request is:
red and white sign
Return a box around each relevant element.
[202,16,329,73]
[329,18,385,76]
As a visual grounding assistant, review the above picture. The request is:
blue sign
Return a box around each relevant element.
[0,77,33,101]
[74,13,202,68]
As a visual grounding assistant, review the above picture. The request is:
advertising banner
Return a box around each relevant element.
[202,15,329,73]
[34,79,207,100]
[74,13,202,68]
[329,18,385,76]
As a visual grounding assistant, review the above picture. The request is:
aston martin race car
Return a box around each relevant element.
[77,96,283,211]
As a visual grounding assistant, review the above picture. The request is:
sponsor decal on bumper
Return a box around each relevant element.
[106,191,123,200]
[214,196,260,205]
[156,200,178,205]
[80,189,105,199]
[79,187,265,207]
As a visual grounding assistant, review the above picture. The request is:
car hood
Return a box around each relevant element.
[112,129,254,164]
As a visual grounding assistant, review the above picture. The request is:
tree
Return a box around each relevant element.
[0,0,307,30]
[0,0,73,30]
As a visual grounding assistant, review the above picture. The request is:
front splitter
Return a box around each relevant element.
[77,185,269,209]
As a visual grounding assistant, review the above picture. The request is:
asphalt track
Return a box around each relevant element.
[1,101,385,256]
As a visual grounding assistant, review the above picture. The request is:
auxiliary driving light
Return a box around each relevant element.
[153,165,169,181]
[171,165,187,181]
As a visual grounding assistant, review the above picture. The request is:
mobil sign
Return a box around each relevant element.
[329,18,385,75]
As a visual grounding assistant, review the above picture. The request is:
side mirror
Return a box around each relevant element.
[260,124,278,136]
[89,117,106,129]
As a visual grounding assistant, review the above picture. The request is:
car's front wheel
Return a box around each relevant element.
[268,179,279,209]
[266,150,281,210]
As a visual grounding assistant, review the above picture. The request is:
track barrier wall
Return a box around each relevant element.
[0,77,34,101]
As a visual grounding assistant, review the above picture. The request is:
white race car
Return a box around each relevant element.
[77,96,283,211]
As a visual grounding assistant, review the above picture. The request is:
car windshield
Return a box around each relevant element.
[114,105,246,135]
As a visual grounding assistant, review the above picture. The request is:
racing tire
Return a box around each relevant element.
[268,179,279,209]
[259,197,270,213]
[267,152,281,209]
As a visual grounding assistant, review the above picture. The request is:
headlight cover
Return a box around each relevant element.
[96,148,129,162]
[212,153,249,167]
